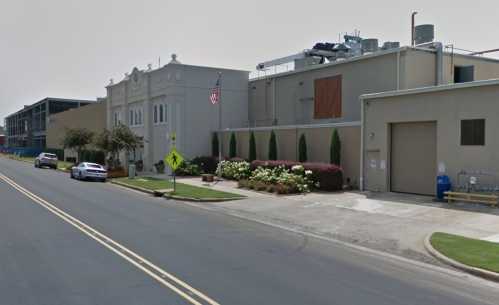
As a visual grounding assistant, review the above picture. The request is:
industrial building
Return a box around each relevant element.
[46,99,107,159]
[222,24,499,185]
[106,55,249,172]
[4,97,96,149]
[0,126,5,147]
[361,79,499,196]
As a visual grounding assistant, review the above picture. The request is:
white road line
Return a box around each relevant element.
[0,172,220,305]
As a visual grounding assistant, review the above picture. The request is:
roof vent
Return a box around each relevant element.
[169,53,181,64]
[361,38,379,53]
[382,41,400,50]
[415,24,434,45]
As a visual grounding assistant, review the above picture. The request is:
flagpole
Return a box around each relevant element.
[217,72,223,180]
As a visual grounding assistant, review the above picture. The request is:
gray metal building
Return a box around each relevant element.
[5,97,96,148]
[222,43,499,184]
[361,79,499,196]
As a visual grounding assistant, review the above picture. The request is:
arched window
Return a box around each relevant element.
[159,104,164,123]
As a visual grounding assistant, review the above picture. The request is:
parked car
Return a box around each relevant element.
[34,152,58,169]
[70,162,108,182]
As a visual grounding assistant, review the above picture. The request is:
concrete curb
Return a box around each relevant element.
[111,180,244,202]
[110,180,156,196]
[424,233,499,282]
[163,193,244,202]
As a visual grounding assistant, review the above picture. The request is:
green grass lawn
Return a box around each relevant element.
[430,232,499,273]
[114,177,244,200]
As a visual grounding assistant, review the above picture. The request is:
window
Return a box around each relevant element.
[314,75,342,119]
[114,111,121,126]
[461,119,485,146]
[128,105,143,126]
[454,66,474,83]
[159,104,164,123]
[154,102,167,125]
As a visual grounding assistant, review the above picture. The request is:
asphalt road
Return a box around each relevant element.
[1,157,498,305]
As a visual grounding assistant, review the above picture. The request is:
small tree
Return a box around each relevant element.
[268,130,277,160]
[62,128,95,163]
[298,133,307,162]
[94,129,120,168]
[212,132,219,157]
[111,124,142,166]
[249,131,257,162]
[330,128,341,165]
[229,132,237,158]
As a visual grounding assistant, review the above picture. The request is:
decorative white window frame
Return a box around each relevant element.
[113,110,122,126]
[153,101,168,125]
[129,104,144,127]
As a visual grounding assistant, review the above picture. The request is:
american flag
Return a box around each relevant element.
[210,78,220,105]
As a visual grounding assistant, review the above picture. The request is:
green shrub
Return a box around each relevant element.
[191,156,218,174]
[330,129,341,166]
[249,160,343,191]
[249,132,257,162]
[268,130,277,160]
[175,161,201,176]
[80,150,106,164]
[212,133,219,157]
[217,160,251,180]
[229,132,237,158]
[275,183,291,195]
[249,165,313,193]
[253,181,268,191]
[298,134,307,162]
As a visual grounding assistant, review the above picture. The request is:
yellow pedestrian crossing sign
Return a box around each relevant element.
[165,148,184,170]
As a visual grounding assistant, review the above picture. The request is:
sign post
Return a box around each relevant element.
[165,133,183,193]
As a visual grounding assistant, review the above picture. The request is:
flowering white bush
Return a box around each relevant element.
[291,165,304,174]
[217,160,251,180]
[249,166,313,193]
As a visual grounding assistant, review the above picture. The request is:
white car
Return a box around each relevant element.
[71,162,108,182]
[34,152,58,169]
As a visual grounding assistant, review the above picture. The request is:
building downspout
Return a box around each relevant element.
[272,78,277,125]
[359,96,365,191]
[396,50,401,90]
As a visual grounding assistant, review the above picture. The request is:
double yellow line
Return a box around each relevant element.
[0,172,220,305]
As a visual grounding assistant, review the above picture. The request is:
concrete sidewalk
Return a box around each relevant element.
[176,176,499,264]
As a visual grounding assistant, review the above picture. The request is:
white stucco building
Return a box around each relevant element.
[106,55,249,172]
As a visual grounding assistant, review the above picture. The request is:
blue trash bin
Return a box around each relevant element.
[436,175,451,200]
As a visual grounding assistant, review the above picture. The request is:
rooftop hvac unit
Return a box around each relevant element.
[361,38,379,53]
[382,41,400,50]
[415,24,434,45]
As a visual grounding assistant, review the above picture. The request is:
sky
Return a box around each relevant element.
[1,0,498,124]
